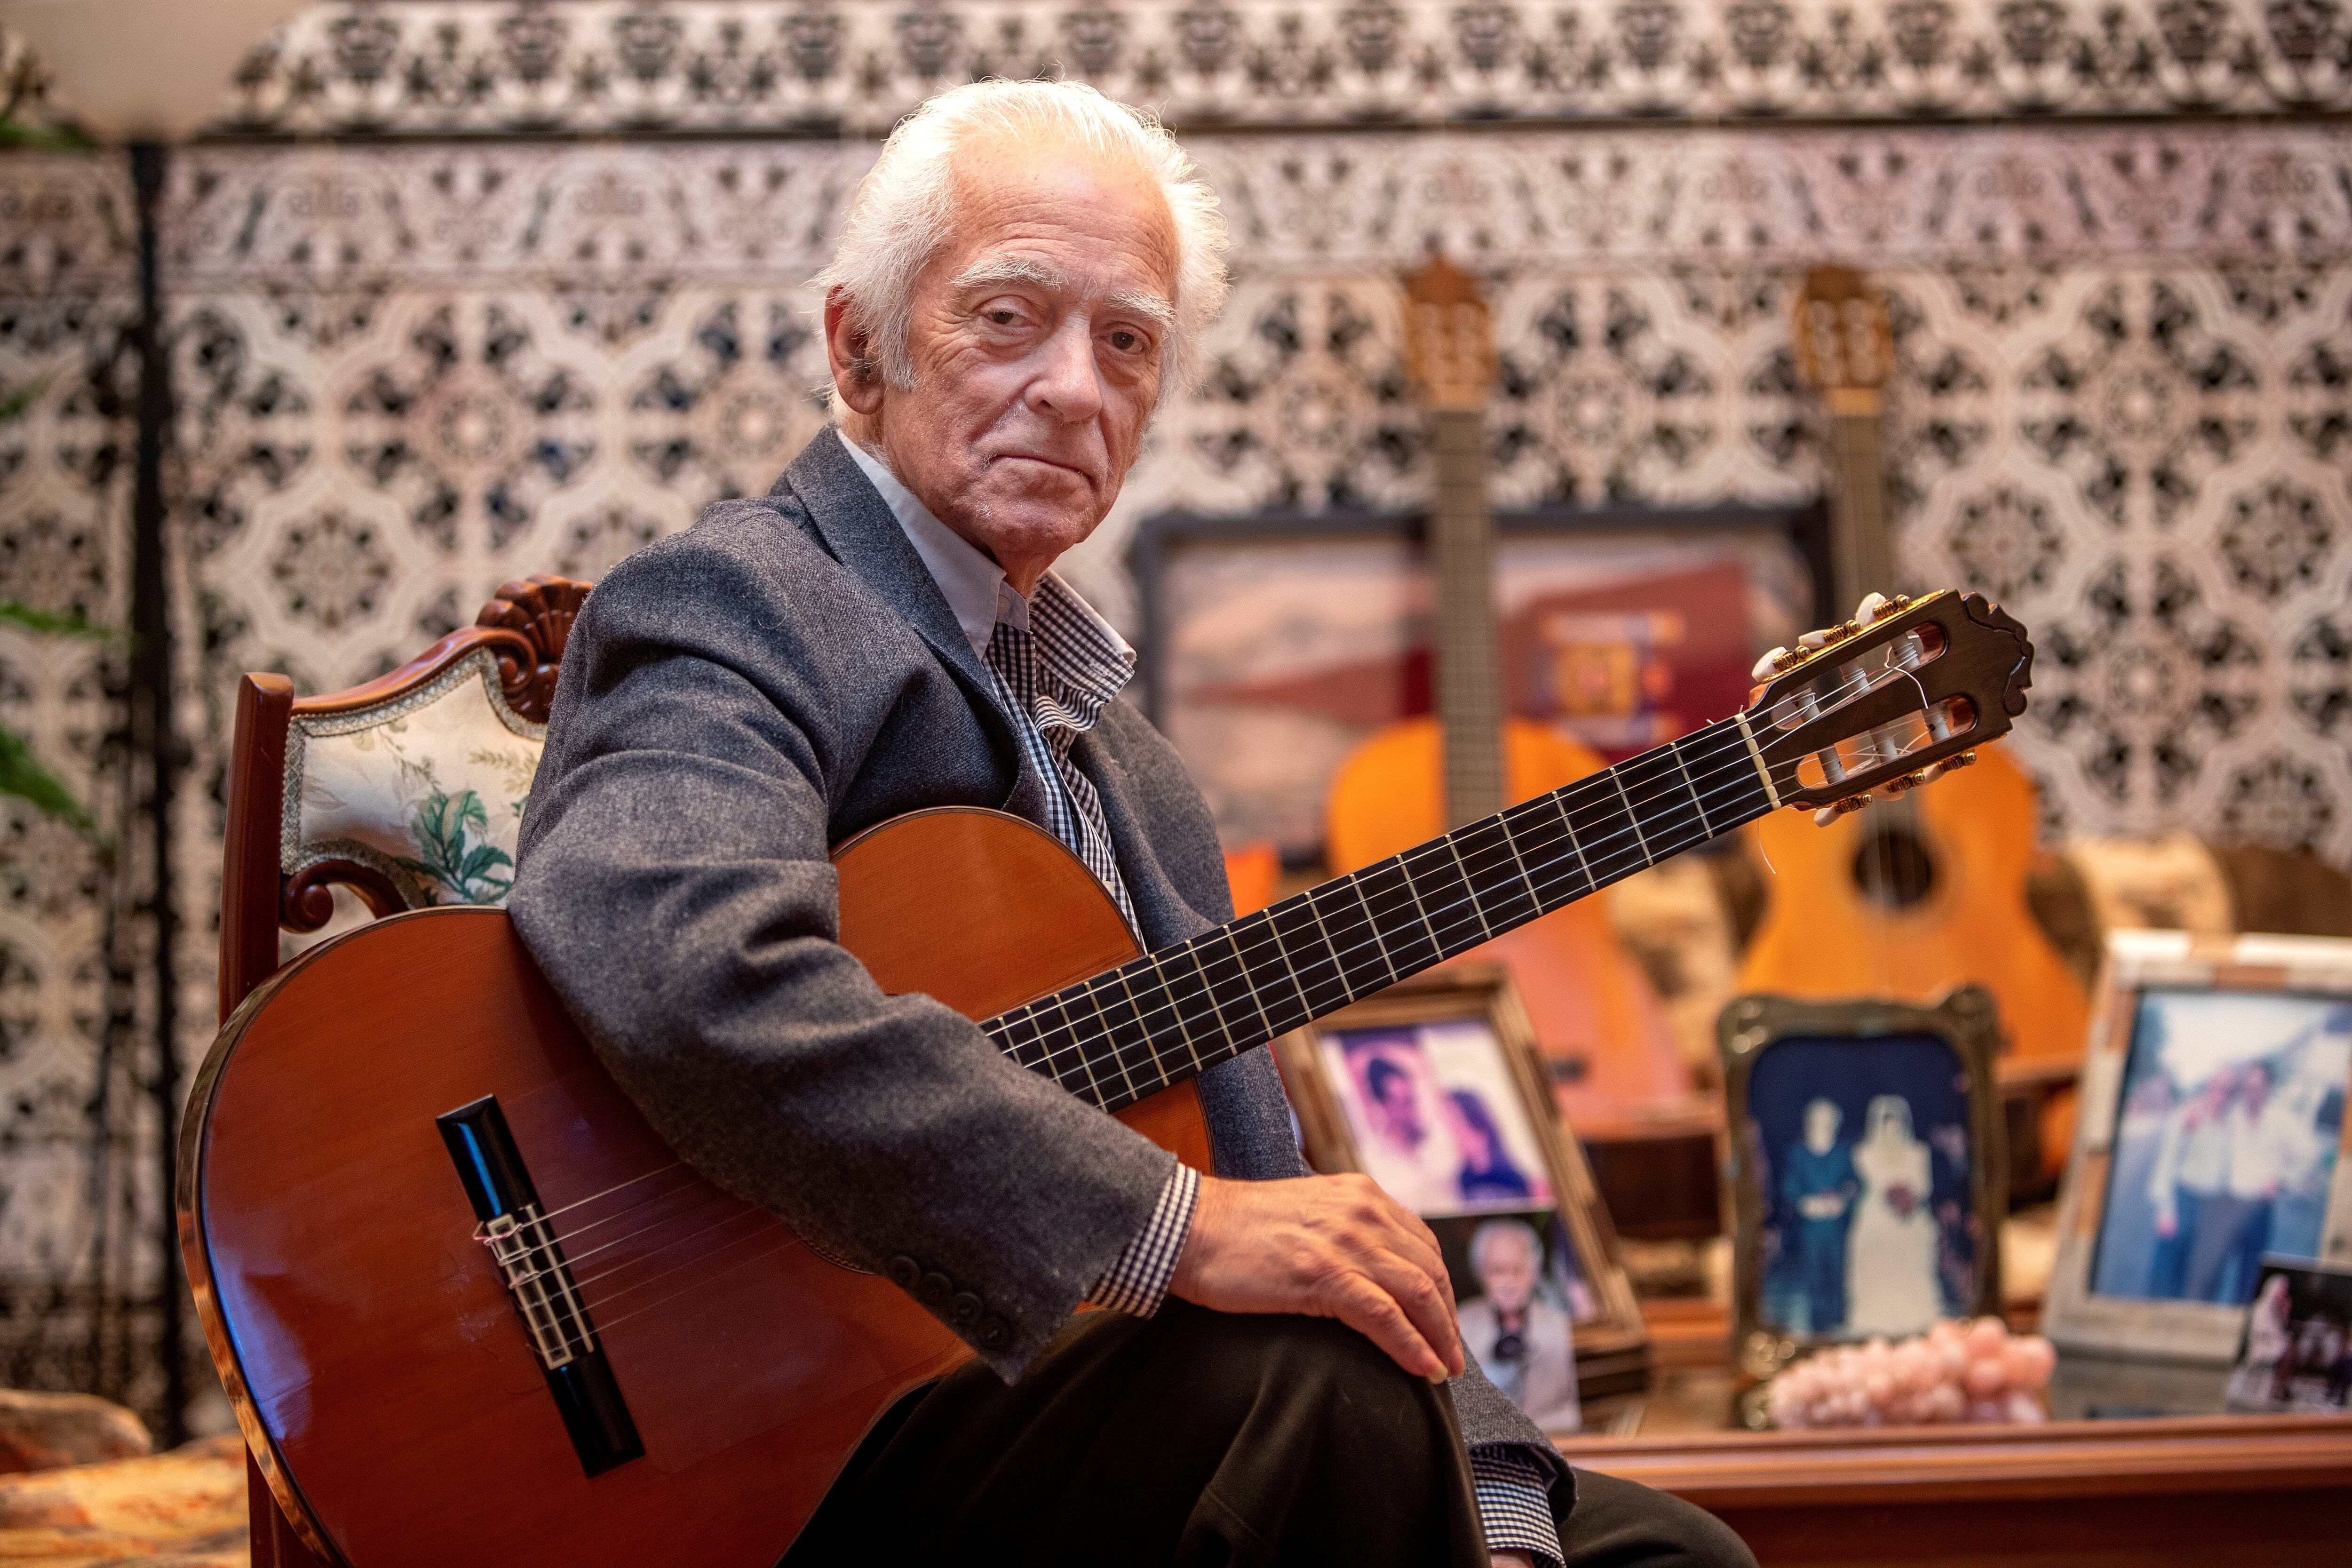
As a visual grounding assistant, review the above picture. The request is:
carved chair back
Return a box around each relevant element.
[217,574,589,1022]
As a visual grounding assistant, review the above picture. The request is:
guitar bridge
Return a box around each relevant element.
[477,1205,594,1371]
[438,1096,645,1477]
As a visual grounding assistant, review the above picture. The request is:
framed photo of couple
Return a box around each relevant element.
[1719,987,2008,1379]
[2045,931,2352,1363]
[1273,966,1648,1429]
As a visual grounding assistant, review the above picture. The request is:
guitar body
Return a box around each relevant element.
[182,808,1207,1568]
[1326,716,1684,1118]
[1738,741,2091,1154]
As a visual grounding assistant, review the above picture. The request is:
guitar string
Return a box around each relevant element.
[489,651,1949,1288]
[490,733,1785,1295]
[487,652,1956,1292]
[991,657,1953,1087]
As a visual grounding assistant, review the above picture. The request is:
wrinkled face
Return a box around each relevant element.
[828,135,1179,590]
[1477,1229,1539,1315]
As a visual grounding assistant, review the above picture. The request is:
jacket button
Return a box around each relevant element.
[950,1291,985,1326]
[977,1316,1011,1351]
[886,1256,921,1290]
[919,1271,954,1307]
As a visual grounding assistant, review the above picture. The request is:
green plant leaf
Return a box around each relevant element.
[0,117,94,151]
[0,726,94,834]
[0,601,120,643]
[0,377,46,425]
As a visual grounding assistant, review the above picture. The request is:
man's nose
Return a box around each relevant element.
[1024,318,1104,423]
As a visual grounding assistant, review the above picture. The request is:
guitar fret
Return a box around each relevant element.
[1353,859,1440,977]
[1549,788,1595,899]
[1152,945,1214,1081]
[1348,874,1400,985]
[1671,737,1714,836]
[1611,766,1653,867]
[1272,893,1352,1015]
[1222,919,1279,1042]
[1443,834,1494,941]
[996,713,1784,1113]
[1401,839,1485,959]
[1107,965,1165,1100]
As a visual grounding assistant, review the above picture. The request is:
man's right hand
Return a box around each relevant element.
[1168,1173,1465,1382]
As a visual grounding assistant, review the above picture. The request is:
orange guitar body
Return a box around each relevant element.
[1738,743,2090,1167]
[1326,716,1685,1121]
[181,809,1207,1568]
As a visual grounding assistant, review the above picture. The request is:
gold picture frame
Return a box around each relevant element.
[2043,931,2352,1364]
[1273,965,1650,1402]
[1719,986,2008,1380]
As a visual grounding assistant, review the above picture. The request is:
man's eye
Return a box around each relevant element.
[986,309,1020,326]
[1108,330,1142,352]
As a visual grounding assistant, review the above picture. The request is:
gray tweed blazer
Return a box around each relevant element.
[509,428,1564,1487]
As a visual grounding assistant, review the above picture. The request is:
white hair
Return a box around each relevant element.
[811,79,1229,411]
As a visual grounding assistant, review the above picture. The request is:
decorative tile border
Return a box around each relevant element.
[16,0,2351,138]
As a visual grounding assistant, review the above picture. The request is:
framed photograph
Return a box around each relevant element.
[1274,965,1648,1421]
[1720,987,2007,1379]
[2226,1259,2352,1411]
[2045,931,2352,1363]
[1127,502,1825,861]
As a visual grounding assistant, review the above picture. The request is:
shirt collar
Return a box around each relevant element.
[837,428,1004,660]
[833,429,1137,698]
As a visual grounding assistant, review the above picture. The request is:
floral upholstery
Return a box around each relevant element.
[285,648,545,910]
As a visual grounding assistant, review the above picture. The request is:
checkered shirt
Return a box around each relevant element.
[978,574,1139,931]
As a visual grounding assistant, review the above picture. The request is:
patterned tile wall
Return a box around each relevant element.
[2,10,2350,1434]
[18,0,2352,136]
[0,156,180,1421]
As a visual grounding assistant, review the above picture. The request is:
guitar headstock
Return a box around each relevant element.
[1400,254,1495,414]
[1791,264,1894,415]
[1744,590,2034,817]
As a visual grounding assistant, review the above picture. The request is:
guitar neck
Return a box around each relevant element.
[984,715,1779,1113]
[1429,406,1504,827]
[1826,400,1893,613]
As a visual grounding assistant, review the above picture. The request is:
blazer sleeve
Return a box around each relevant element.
[508,527,1173,1380]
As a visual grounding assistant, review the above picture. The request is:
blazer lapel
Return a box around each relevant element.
[776,430,1056,830]
[1070,732,1219,949]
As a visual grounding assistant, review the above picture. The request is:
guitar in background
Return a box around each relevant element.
[1323,255,1685,1124]
[1739,264,2090,1170]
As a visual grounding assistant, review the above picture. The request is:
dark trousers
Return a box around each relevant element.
[785,1300,1754,1568]
[1798,1218,1846,1334]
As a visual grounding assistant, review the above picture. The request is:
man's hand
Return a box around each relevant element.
[1169,1173,1465,1381]
[1492,1554,1536,1567]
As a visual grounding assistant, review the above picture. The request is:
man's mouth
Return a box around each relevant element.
[991,454,1092,482]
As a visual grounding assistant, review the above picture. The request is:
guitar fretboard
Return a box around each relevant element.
[984,714,1777,1112]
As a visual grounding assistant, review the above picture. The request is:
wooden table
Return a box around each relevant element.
[1559,1314,2352,1566]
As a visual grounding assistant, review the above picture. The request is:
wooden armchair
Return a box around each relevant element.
[213,575,589,1568]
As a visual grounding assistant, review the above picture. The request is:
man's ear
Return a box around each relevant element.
[823,288,887,417]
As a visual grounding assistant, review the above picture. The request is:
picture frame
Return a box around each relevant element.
[1719,986,2008,1380]
[2043,931,2352,1364]
[1273,965,1650,1412]
[1125,501,1827,862]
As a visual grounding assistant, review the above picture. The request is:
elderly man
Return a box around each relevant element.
[512,79,1750,1568]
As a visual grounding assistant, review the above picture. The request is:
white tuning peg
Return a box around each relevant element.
[1751,647,1790,681]
[1797,627,1836,651]
[1854,591,1889,623]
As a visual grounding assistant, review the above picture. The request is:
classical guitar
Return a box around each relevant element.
[1325,255,1682,1120]
[183,591,2031,1567]
[1740,266,2090,1161]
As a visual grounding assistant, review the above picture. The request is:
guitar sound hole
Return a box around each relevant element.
[1852,826,1937,909]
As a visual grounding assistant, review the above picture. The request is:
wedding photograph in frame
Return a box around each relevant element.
[1720,987,2008,1380]
[1272,966,1649,1417]
[2045,931,2352,1364]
